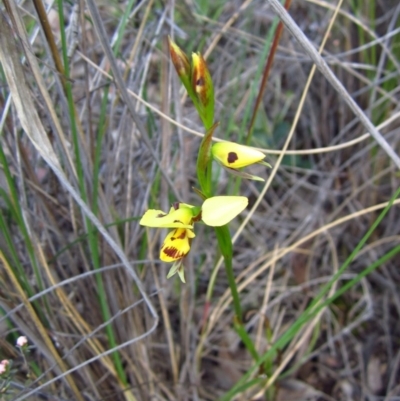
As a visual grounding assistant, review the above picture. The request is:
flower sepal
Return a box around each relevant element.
[140,205,194,229]
[167,261,186,283]
[223,166,266,182]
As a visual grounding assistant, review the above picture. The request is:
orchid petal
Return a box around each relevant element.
[212,142,266,169]
[160,228,195,262]
[140,207,193,229]
[201,196,248,227]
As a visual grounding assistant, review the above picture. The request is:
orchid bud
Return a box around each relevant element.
[168,37,192,94]
[191,52,214,128]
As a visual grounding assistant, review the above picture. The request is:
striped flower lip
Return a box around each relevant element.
[160,227,196,263]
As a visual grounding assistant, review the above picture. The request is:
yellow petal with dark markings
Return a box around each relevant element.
[160,228,195,262]
[211,142,266,169]
[140,207,193,229]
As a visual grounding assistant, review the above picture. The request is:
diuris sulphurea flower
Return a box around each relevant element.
[211,141,271,181]
[139,196,248,282]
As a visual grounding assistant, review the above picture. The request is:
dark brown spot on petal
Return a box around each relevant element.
[169,229,178,241]
[173,220,184,224]
[227,152,238,164]
[196,77,204,86]
[170,230,186,242]
[156,213,167,218]
[163,247,184,260]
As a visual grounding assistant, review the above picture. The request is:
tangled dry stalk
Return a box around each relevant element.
[0,0,399,400]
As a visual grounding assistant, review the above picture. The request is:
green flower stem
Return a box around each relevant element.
[196,122,218,197]
[197,124,244,324]
[214,225,242,321]
[214,225,258,361]
[169,40,258,367]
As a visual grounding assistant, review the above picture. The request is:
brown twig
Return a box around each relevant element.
[246,0,292,145]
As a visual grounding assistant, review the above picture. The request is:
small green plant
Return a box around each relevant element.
[0,336,30,398]
[0,359,12,395]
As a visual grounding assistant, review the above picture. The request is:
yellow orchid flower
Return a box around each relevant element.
[140,203,196,282]
[211,141,271,181]
[159,227,195,283]
[139,196,248,282]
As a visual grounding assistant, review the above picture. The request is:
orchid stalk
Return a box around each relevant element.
[140,38,271,323]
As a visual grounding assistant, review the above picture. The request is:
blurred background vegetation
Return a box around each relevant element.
[0,0,400,400]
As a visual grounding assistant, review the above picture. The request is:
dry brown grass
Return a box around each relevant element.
[0,0,400,400]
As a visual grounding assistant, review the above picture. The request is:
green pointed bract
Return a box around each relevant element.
[201,196,248,227]
[258,160,272,168]
[167,261,186,283]
[192,187,207,201]
[223,166,265,182]
[177,264,185,283]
